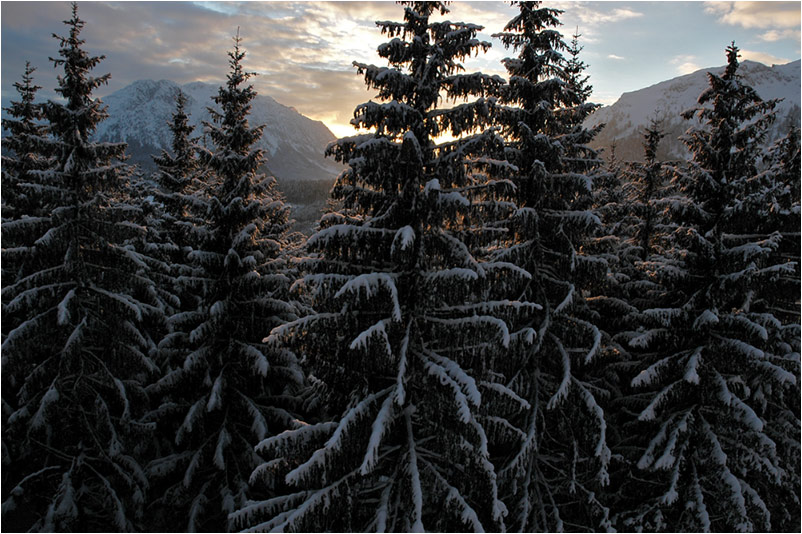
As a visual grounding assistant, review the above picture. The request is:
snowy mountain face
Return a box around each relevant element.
[93,79,344,183]
[585,60,801,162]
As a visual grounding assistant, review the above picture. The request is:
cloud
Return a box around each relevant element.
[1,1,399,135]
[670,54,702,75]
[759,28,802,42]
[2,1,543,137]
[607,54,625,60]
[567,5,644,25]
[508,2,643,45]
[739,49,792,65]
[590,91,619,107]
[704,1,800,29]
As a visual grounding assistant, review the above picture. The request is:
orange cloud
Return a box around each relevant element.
[740,49,792,65]
[704,1,800,29]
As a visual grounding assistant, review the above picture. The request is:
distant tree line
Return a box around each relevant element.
[2,2,799,532]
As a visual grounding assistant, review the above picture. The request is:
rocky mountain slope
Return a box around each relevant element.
[585,60,800,162]
[94,79,344,183]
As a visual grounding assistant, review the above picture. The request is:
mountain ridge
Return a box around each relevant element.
[93,79,344,183]
[585,59,801,162]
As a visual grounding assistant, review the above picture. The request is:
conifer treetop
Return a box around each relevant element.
[152,89,199,196]
[2,61,46,159]
[682,41,778,186]
[643,118,665,163]
[50,2,110,114]
[168,90,194,157]
[493,1,566,79]
[4,62,42,124]
[206,29,264,158]
[565,27,593,103]
[354,0,502,134]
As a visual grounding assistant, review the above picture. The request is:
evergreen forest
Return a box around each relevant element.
[2,2,799,532]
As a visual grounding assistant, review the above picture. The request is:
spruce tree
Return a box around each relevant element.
[150,90,206,366]
[560,28,603,174]
[619,43,800,532]
[593,119,677,317]
[586,120,679,524]
[492,3,611,530]
[586,142,626,322]
[745,126,801,324]
[1,62,50,381]
[627,121,667,262]
[1,4,159,530]
[144,35,299,532]
[1,62,49,228]
[1,60,50,502]
[152,89,204,251]
[233,2,536,531]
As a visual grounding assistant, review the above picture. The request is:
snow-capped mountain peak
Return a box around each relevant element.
[585,59,801,161]
[93,79,343,182]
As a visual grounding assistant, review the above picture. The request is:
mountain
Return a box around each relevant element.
[585,59,801,162]
[94,79,344,183]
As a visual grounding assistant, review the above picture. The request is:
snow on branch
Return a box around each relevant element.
[238,391,269,441]
[265,313,339,345]
[632,351,682,388]
[349,319,393,359]
[426,350,481,406]
[424,267,478,283]
[548,335,572,410]
[231,491,309,532]
[715,335,765,360]
[683,348,702,385]
[479,381,531,411]
[176,398,206,445]
[629,328,667,349]
[335,273,402,321]
[638,380,682,422]
[285,388,392,487]
[637,411,690,470]
[427,462,486,532]
[256,421,338,458]
[643,307,684,328]
[423,358,473,423]
[575,380,611,483]
[553,284,574,314]
[391,225,416,255]
[359,393,396,475]
[237,341,270,376]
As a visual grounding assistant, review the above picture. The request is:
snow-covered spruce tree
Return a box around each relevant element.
[626,121,667,263]
[559,28,602,174]
[149,90,207,366]
[585,142,627,329]
[743,126,801,324]
[1,4,160,531]
[491,3,611,530]
[232,2,537,531]
[618,43,800,532]
[1,62,49,229]
[589,119,677,325]
[151,89,204,252]
[143,35,299,532]
[1,60,50,499]
[1,62,50,363]
[585,120,681,523]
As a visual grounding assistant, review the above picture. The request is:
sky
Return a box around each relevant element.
[1,1,800,138]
